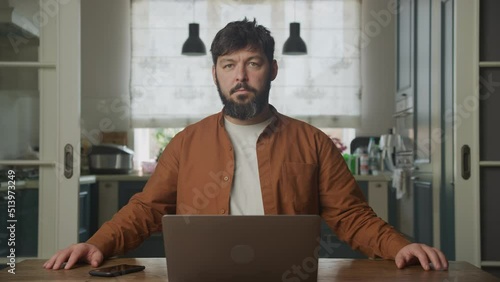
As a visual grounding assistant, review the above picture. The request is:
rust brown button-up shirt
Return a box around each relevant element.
[87,106,410,259]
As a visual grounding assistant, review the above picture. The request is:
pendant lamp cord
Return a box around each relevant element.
[294,0,296,21]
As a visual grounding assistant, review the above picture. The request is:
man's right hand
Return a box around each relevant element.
[43,243,104,270]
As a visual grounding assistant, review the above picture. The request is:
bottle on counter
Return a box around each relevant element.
[368,137,381,175]
[356,146,369,175]
[343,153,358,175]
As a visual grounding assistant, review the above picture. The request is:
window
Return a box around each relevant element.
[131,0,361,166]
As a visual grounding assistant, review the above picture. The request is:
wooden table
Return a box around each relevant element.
[1,258,498,281]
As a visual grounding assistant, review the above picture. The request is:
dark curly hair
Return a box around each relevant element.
[210,18,275,65]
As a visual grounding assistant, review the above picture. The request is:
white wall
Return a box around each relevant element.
[358,0,396,137]
[81,0,131,145]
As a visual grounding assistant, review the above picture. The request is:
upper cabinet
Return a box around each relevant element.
[394,0,434,248]
[396,0,414,102]
[395,0,432,163]
[0,0,41,160]
[413,0,432,164]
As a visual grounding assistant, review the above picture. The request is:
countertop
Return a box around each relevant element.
[0,175,97,190]
[0,171,391,190]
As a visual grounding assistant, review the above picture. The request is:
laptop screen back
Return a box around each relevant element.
[162,215,321,282]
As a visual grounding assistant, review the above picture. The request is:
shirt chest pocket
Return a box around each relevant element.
[281,162,319,212]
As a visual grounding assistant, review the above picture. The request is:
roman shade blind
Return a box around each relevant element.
[131,0,361,128]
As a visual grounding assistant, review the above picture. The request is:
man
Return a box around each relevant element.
[44,18,447,271]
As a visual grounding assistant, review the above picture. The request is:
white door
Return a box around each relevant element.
[0,0,80,259]
[454,0,481,266]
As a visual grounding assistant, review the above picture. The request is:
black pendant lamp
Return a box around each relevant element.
[283,22,307,55]
[181,0,206,56]
[283,0,307,55]
[182,23,206,56]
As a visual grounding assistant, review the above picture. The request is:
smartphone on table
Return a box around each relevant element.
[89,264,145,277]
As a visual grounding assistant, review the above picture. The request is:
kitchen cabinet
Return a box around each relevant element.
[395,0,414,105]
[0,179,97,257]
[0,188,38,257]
[97,180,149,227]
[395,0,433,158]
[394,0,434,247]
[413,0,432,163]
[78,183,98,243]
[413,175,433,246]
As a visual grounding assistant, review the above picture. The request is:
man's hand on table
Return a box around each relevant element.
[43,243,103,270]
[395,243,448,271]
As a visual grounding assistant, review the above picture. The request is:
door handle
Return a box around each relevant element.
[64,144,73,179]
[461,145,471,180]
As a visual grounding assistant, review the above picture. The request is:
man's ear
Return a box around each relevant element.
[212,65,217,85]
[270,59,278,81]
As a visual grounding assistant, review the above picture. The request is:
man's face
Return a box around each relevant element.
[212,48,278,120]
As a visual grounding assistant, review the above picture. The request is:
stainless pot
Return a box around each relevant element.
[88,144,134,174]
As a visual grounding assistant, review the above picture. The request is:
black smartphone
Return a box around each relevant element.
[88,264,145,277]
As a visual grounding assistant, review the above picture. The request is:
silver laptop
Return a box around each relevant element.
[162,215,321,282]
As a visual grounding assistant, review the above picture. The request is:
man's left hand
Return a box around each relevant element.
[395,243,448,271]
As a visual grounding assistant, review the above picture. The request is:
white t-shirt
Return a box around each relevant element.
[224,117,273,215]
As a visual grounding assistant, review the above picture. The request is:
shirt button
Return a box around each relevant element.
[220,209,226,214]
[223,176,229,181]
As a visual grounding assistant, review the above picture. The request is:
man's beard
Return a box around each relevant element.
[216,76,271,120]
